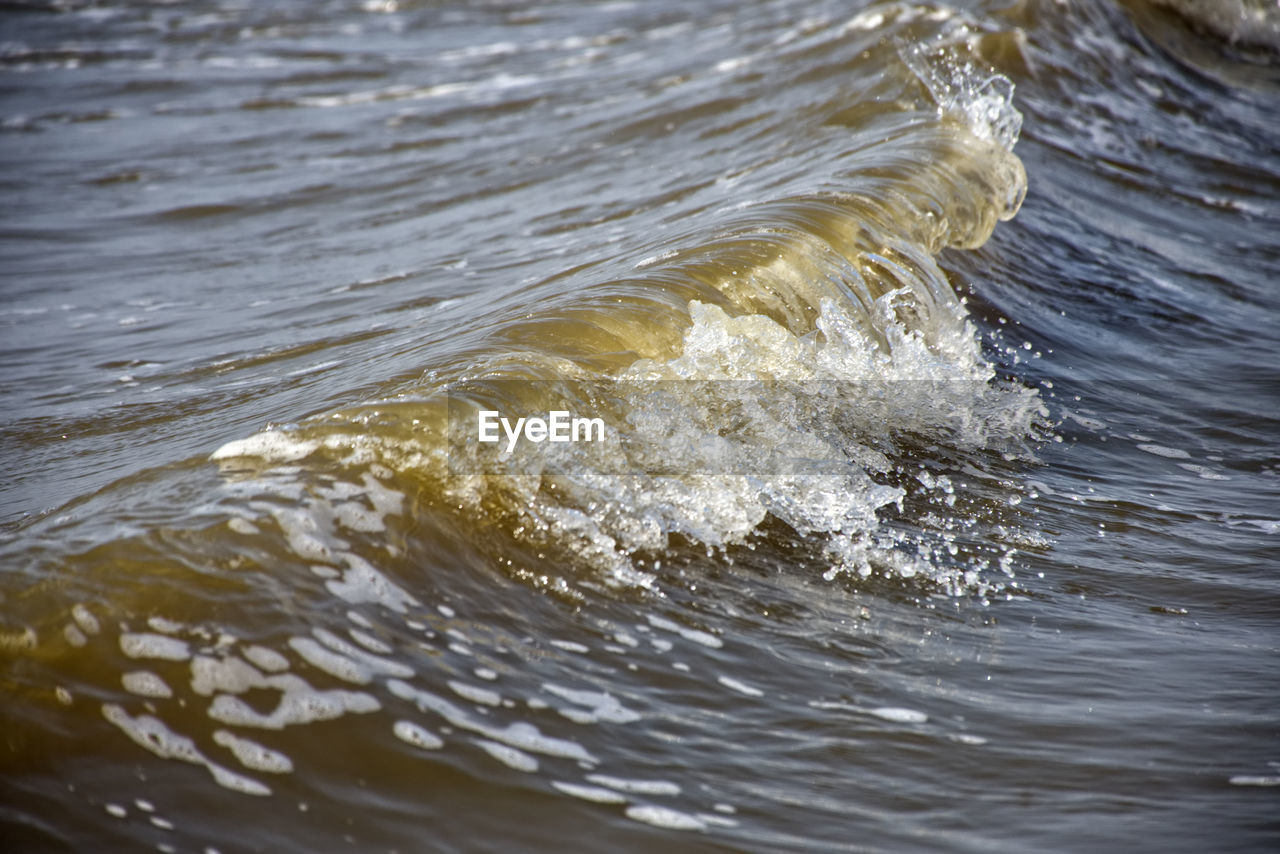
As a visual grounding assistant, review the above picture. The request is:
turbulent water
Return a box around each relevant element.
[2,0,1278,850]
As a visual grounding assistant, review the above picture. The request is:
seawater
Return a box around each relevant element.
[2,1,1278,851]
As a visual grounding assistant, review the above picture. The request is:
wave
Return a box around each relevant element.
[1139,0,1280,52]
[209,4,1047,596]
[1119,0,1280,89]
[0,1,1052,820]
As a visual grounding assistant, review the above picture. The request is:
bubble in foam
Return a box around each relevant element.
[122,671,174,699]
[211,431,318,463]
[646,615,722,649]
[475,739,539,772]
[242,645,289,673]
[147,616,184,634]
[348,628,392,655]
[624,805,707,831]
[71,604,100,635]
[869,706,928,723]
[270,505,340,564]
[552,780,630,804]
[190,654,268,697]
[289,637,373,685]
[212,730,293,774]
[1229,775,1280,787]
[543,683,641,724]
[206,673,380,730]
[388,679,597,764]
[315,627,412,676]
[586,774,681,796]
[716,675,764,698]
[449,680,502,707]
[549,639,590,654]
[102,704,270,796]
[325,553,419,614]
[227,517,259,535]
[393,720,444,751]
[120,633,190,661]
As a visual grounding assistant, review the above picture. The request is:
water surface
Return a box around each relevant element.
[2,0,1278,851]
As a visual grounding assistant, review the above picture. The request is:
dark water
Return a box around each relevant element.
[2,0,1278,851]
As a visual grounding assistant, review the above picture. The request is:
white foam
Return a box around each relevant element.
[122,671,174,699]
[624,805,706,831]
[190,654,268,696]
[717,675,764,698]
[552,781,629,804]
[207,673,380,730]
[211,432,318,463]
[71,604,100,635]
[1137,443,1191,460]
[475,739,539,772]
[271,506,340,564]
[227,517,259,535]
[646,615,723,649]
[388,679,597,765]
[393,720,444,751]
[543,683,642,725]
[1177,462,1229,481]
[586,774,681,796]
[289,637,372,684]
[242,645,289,673]
[120,633,190,661]
[314,627,412,675]
[147,616,184,634]
[289,628,413,686]
[325,553,420,614]
[869,706,928,723]
[697,812,740,828]
[212,730,294,774]
[348,628,393,655]
[1229,775,1280,787]
[486,292,1043,596]
[549,639,590,654]
[449,680,502,707]
[102,704,270,797]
